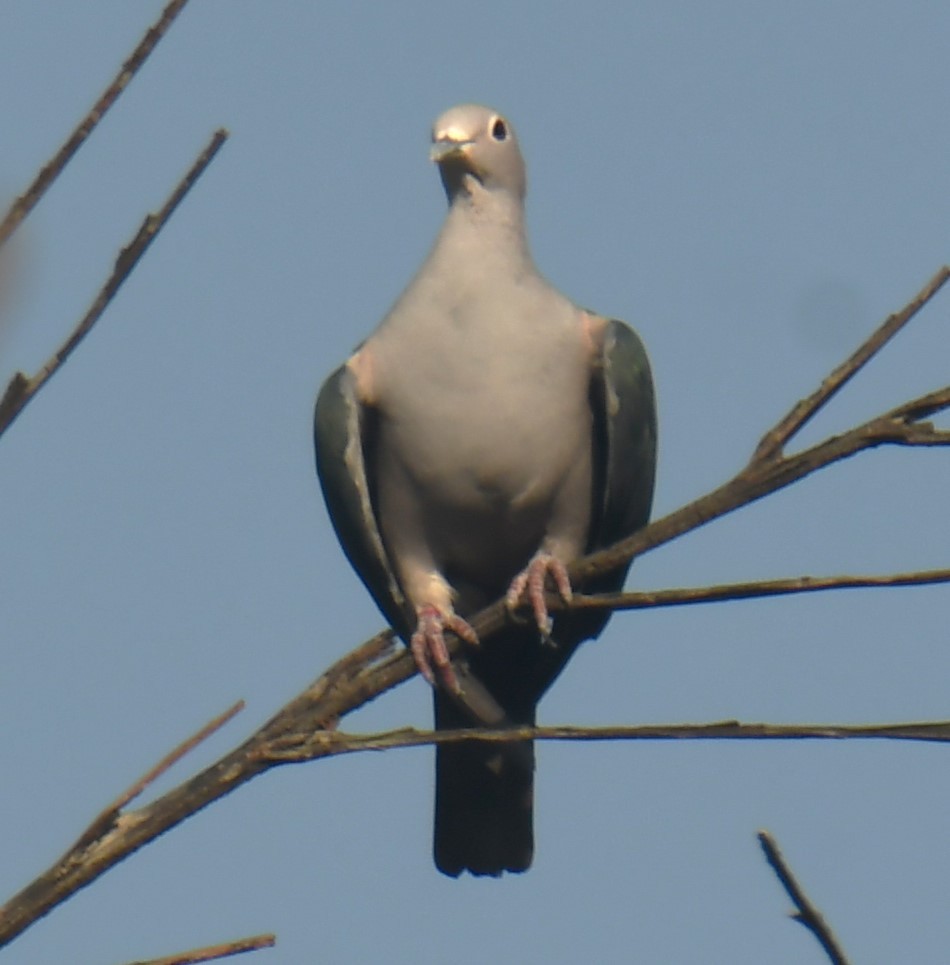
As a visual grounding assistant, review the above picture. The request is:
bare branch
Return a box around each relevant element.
[562,566,950,613]
[75,701,244,850]
[566,375,950,597]
[124,932,276,965]
[894,425,950,446]
[1,272,948,947]
[752,265,950,462]
[885,384,950,423]
[262,718,950,760]
[0,640,397,948]
[758,830,851,965]
[0,129,229,439]
[109,700,245,813]
[0,701,247,943]
[0,0,194,250]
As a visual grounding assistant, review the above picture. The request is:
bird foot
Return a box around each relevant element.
[505,551,573,641]
[410,604,479,693]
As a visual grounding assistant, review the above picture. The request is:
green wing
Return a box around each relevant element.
[313,365,412,638]
[523,316,657,699]
[589,317,657,573]
[315,365,519,725]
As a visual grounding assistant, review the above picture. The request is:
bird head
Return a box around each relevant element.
[430,104,527,201]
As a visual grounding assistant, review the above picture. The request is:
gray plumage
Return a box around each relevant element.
[315,104,657,877]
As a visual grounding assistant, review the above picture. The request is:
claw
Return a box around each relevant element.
[505,551,573,641]
[410,604,479,693]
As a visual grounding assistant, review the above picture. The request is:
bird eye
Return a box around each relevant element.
[491,118,508,141]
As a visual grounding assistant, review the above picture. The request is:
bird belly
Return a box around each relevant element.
[369,291,595,606]
[376,393,590,603]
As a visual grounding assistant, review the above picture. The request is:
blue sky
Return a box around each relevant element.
[1,2,949,962]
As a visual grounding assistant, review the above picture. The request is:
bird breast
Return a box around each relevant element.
[370,300,593,584]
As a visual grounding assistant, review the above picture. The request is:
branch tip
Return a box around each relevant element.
[0,0,194,249]
[124,931,276,965]
[751,265,950,464]
[758,830,851,965]
[75,699,245,852]
[0,128,229,440]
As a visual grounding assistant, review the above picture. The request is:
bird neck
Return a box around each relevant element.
[437,178,533,273]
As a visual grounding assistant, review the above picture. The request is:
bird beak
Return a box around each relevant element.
[430,137,473,163]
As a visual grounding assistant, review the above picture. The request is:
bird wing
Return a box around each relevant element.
[517,316,657,701]
[313,363,411,637]
[590,317,657,563]
[314,362,515,723]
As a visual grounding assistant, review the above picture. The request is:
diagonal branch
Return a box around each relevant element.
[885,384,950,423]
[75,700,244,851]
[0,702,246,946]
[758,830,851,965]
[751,265,950,462]
[1,271,948,947]
[0,0,194,250]
[124,932,276,965]
[562,379,950,596]
[0,129,228,439]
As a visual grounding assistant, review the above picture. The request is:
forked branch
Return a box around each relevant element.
[752,266,950,462]
[0,128,228,439]
[263,718,950,760]
[0,0,194,250]
[0,270,947,948]
[758,830,851,965]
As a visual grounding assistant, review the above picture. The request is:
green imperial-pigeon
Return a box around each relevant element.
[314,104,657,877]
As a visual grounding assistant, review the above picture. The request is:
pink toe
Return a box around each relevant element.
[550,557,572,601]
[507,552,573,637]
[410,605,478,694]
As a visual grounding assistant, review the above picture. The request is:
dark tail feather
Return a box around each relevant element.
[433,693,535,877]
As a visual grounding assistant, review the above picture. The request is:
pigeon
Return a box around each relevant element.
[314,104,657,877]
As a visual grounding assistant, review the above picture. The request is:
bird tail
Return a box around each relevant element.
[433,692,535,877]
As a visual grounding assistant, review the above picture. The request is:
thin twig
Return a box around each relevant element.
[111,700,245,813]
[566,377,950,592]
[75,701,244,849]
[125,932,276,965]
[0,128,229,439]
[263,718,950,760]
[563,566,950,613]
[0,0,193,250]
[758,830,851,965]
[751,265,950,462]
[885,384,950,423]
